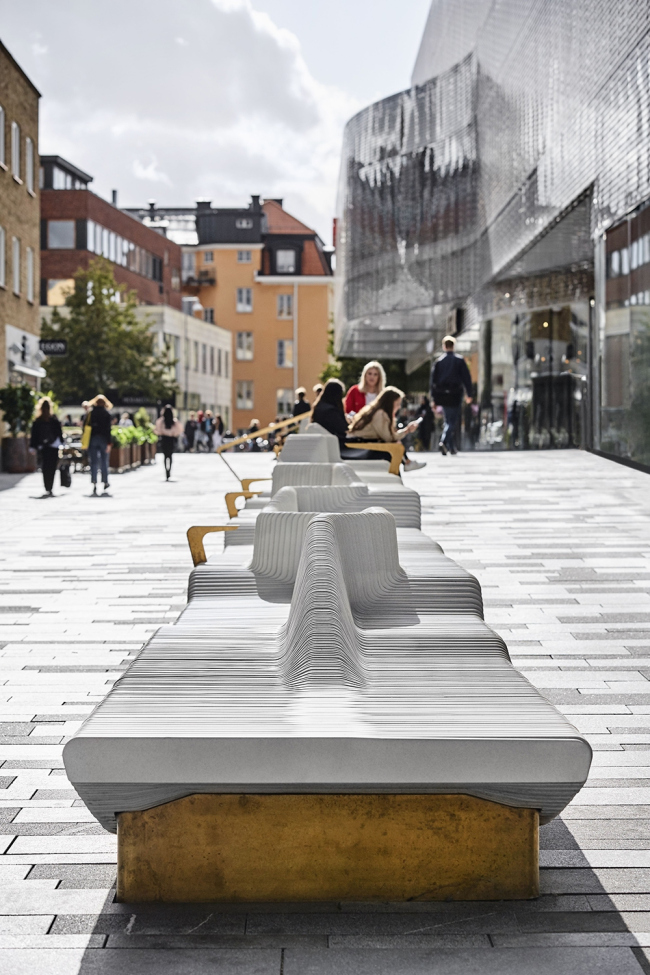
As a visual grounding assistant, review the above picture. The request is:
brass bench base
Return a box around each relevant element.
[117,793,539,903]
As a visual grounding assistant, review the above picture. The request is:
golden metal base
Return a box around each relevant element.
[117,793,539,903]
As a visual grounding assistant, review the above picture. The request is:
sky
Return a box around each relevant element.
[0,0,432,244]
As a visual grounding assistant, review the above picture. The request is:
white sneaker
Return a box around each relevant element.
[403,459,426,472]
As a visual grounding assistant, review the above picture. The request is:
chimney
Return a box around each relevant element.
[111,189,118,206]
[251,195,261,211]
[196,199,212,212]
[148,199,156,212]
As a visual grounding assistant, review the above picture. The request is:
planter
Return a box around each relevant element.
[109,445,130,473]
[141,442,155,464]
[1,436,37,473]
[129,443,140,469]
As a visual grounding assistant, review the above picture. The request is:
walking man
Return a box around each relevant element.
[430,335,473,456]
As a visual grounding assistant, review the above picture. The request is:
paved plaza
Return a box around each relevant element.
[1,448,650,974]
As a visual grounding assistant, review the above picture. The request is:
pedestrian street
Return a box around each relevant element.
[1,448,650,975]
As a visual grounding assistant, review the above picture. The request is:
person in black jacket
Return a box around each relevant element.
[86,395,113,496]
[292,387,311,417]
[311,379,348,449]
[29,398,63,498]
[430,336,473,456]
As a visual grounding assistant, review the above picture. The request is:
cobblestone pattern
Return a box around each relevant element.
[1,451,650,974]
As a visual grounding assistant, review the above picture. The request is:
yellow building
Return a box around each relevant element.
[182,198,333,432]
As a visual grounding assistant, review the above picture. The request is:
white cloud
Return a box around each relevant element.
[0,0,361,241]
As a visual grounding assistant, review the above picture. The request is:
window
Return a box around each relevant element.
[276,388,293,415]
[237,250,252,263]
[182,251,195,282]
[236,287,253,312]
[277,293,293,318]
[204,308,214,323]
[0,106,4,167]
[277,339,294,368]
[47,220,75,249]
[236,381,254,410]
[201,343,207,374]
[276,249,296,273]
[224,351,229,378]
[11,121,20,180]
[217,348,222,376]
[25,137,34,194]
[47,279,74,306]
[203,251,213,263]
[209,346,215,374]
[236,218,253,229]
[193,340,199,372]
[12,236,20,295]
[26,247,34,303]
[236,331,254,360]
[0,226,5,288]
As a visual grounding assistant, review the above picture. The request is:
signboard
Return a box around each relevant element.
[39,339,68,356]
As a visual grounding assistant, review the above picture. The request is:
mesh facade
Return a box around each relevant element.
[335,0,650,464]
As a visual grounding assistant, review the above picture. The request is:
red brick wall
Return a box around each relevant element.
[41,190,182,309]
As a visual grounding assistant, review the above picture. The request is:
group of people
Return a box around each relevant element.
[182,410,226,453]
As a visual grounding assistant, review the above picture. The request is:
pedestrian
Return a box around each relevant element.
[119,412,133,427]
[184,411,198,452]
[312,383,323,399]
[212,413,225,450]
[347,386,426,471]
[416,395,434,451]
[344,360,386,417]
[29,397,63,498]
[430,335,473,456]
[312,379,349,451]
[292,387,311,417]
[202,410,215,451]
[86,395,113,496]
[155,405,183,480]
[248,418,261,452]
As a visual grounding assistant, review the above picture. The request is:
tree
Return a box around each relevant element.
[40,259,177,404]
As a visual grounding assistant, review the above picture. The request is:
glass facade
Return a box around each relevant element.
[335,0,650,466]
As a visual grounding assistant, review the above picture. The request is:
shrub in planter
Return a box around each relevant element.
[0,383,37,473]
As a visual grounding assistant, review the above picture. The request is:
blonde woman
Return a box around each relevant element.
[347,386,426,472]
[344,360,386,415]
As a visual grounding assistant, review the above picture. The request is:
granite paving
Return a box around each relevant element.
[1,448,650,974]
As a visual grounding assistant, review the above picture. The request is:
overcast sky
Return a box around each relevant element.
[0,0,431,244]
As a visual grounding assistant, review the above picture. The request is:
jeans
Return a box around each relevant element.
[440,405,461,452]
[89,435,109,485]
[41,446,59,493]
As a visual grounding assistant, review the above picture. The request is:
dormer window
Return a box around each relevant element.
[236,218,253,229]
[276,249,296,274]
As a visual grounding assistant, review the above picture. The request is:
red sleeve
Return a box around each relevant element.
[344,385,365,413]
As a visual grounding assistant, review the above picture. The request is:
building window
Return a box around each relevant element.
[0,226,5,288]
[277,293,293,318]
[11,121,20,180]
[47,279,74,306]
[182,251,195,282]
[204,308,214,323]
[193,340,199,372]
[276,388,293,415]
[217,348,222,376]
[237,250,252,263]
[236,331,254,360]
[209,346,215,374]
[236,218,253,229]
[201,343,207,374]
[276,249,296,273]
[224,350,229,378]
[25,137,34,194]
[236,287,253,312]
[26,247,34,303]
[12,236,20,295]
[203,251,214,263]
[277,339,294,368]
[236,381,254,410]
[0,106,5,167]
[47,220,75,250]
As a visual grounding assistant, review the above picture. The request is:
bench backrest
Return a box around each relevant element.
[279,434,339,464]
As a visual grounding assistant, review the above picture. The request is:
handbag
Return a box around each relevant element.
[59,464,72,488]
[81,422,91,450]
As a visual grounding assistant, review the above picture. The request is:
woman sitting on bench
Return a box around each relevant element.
[347,387,426,472]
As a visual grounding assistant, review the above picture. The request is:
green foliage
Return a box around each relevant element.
[111,423,157,448]
[41,259,177,404]
[0,383,37,436]
[133,407,151,428]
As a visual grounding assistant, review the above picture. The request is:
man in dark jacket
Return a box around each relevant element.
[430,336,473,455]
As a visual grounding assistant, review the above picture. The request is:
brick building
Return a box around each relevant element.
[40,157,182,310]
[0,39,41,388]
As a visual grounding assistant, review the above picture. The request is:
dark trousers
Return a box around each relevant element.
[440,405,461,451]
[161,436,175,477]
[41,446,59,493]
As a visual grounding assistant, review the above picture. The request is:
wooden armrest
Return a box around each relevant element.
[187,526,238,566]
[225,491,262,518]
[240,478,272,492]
[345,442,404,476]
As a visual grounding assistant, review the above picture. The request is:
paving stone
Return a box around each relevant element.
[28,864,116,888]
